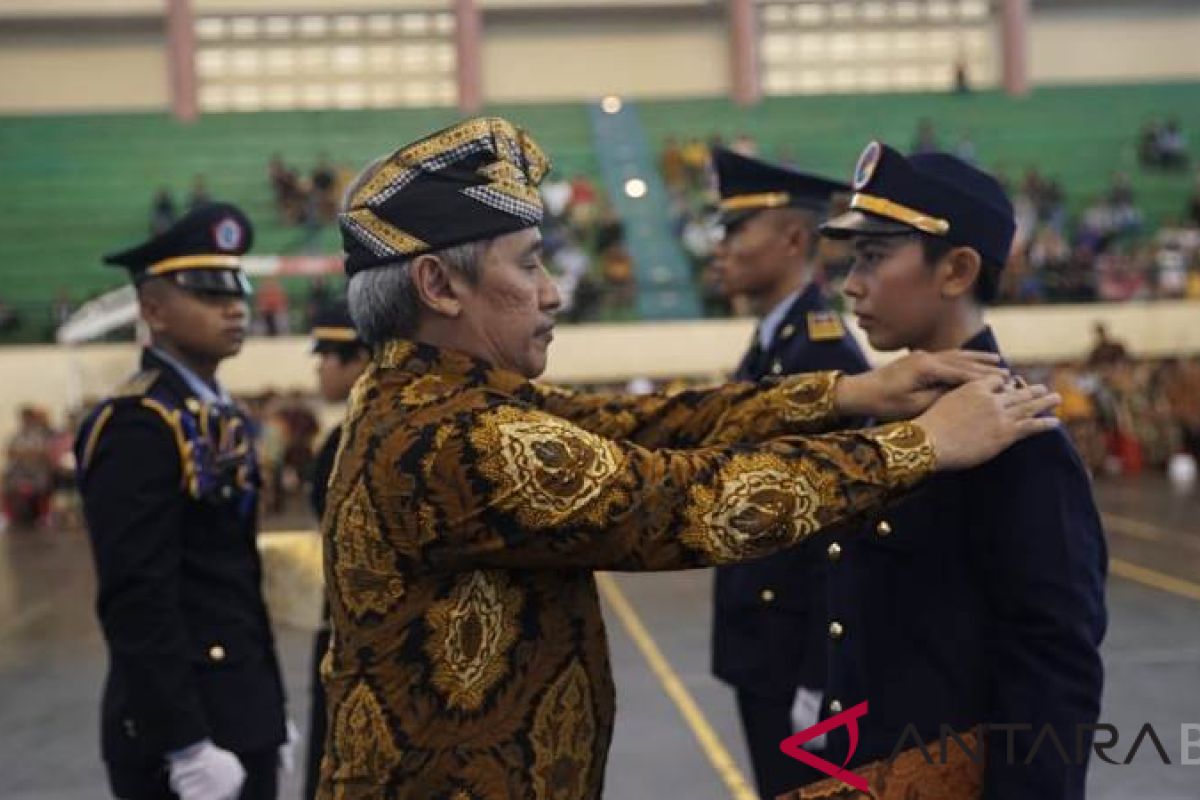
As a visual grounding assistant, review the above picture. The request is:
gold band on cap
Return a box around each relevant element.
[312,326,359,342]
[147,254,243,276]
[718,191,792,213]
[849,193,950,236]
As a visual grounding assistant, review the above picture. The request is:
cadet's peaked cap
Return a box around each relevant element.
[310,300,366,354]
[821,141,1016,268]
[714,147,848,226]
[103,202,254,296]
[340,117,551,276]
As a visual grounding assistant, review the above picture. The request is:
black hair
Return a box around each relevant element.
[918,234,1000,305]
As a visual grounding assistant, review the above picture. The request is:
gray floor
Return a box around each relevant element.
[1,476,1197,800]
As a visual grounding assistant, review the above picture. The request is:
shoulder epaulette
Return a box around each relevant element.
[80,368,190,488]
[807,311,847,342]
[113,368,162,399]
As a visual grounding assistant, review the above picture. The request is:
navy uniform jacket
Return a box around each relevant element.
[310,423,341,521]
[712,283,870,695]
[304,423,341,800]
[818,327,1107,798]
[75,349,287,769]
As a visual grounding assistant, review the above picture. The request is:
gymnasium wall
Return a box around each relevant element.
[481,11,729,102]
[1029,1,1200,85]
[3,2,1200,114]
[0,19,168,113]
[2,300,1197,452]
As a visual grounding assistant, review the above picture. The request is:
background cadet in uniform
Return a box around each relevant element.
[74,203,290,800]
[302,300,370,800]
[803,142,1106,798]
[709,146,871,799]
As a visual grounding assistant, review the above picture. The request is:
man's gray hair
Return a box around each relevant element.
[347,242,487,344]
[342,154,489,345]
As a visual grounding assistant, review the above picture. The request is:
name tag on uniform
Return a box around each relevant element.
[807,311,846,342]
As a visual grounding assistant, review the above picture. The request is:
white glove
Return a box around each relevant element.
[789,686,827,751]
[279,718,300,774]
[167,739,246,800]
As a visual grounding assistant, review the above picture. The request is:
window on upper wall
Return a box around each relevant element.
[193,9,458,113]
[757,0,998,96]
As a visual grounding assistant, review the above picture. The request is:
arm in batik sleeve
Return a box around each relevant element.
[415,398,934,573]
[527,371,843,449]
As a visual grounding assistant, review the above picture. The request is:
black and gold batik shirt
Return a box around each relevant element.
[317,340,935,800]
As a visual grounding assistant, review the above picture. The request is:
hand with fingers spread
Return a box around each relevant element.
[835,349,1009,420]
[915,375,1061,471]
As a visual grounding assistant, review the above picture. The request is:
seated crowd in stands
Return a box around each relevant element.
[1139,118,1190,171]
[1,389,329,532]
[2,405,76,531]
[538,173,632,322]
[12,117,1199,347]
[268,152,345,252]
[1045,326,1200,479]
[252,274,342,338]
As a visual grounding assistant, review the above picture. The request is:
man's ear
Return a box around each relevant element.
[136,279,173,335]
[410,254,463,318]
[775,209,812,258]
[937,246,982,300]
[786,220,812,259]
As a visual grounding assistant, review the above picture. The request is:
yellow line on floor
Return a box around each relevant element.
[1110,557,1200,603]
[1102,512,1200,555]
[595,572,758,800]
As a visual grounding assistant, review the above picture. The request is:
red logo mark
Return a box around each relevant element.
[779,701,870,792]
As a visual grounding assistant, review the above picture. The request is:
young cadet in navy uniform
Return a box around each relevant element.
[302,301,370,800]
[708,147,872,799]
[807,142,1106,798]
[75,203,289,800]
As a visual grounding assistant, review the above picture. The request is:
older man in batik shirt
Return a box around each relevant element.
[316,117,1061,800]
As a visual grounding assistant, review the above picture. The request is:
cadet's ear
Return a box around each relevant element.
[936,246,982,300]
[411,254,463,319]
[787,220,812,258]
[136,278,174,334]
[776,209,812,257]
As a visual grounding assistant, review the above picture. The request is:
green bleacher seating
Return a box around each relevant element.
[0,83,1196,341]
[638,82,1199,226]
[0,103,596,341]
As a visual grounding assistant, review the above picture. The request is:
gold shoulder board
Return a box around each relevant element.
[807,312,846,342]
[113,369,161,398]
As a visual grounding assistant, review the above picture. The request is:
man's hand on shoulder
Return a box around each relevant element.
[834,349,1007,420]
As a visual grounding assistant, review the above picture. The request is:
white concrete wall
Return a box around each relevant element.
[1030,2,1200,84]
[3,2,1200,113]
[0,0,159,18]
[2,300,1198,451]
[0,26,169,113]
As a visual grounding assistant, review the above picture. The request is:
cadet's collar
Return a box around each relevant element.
[758,288,802,350]
[376,339,529,395]
[959,325,1001,357]
[149,346,232,407]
